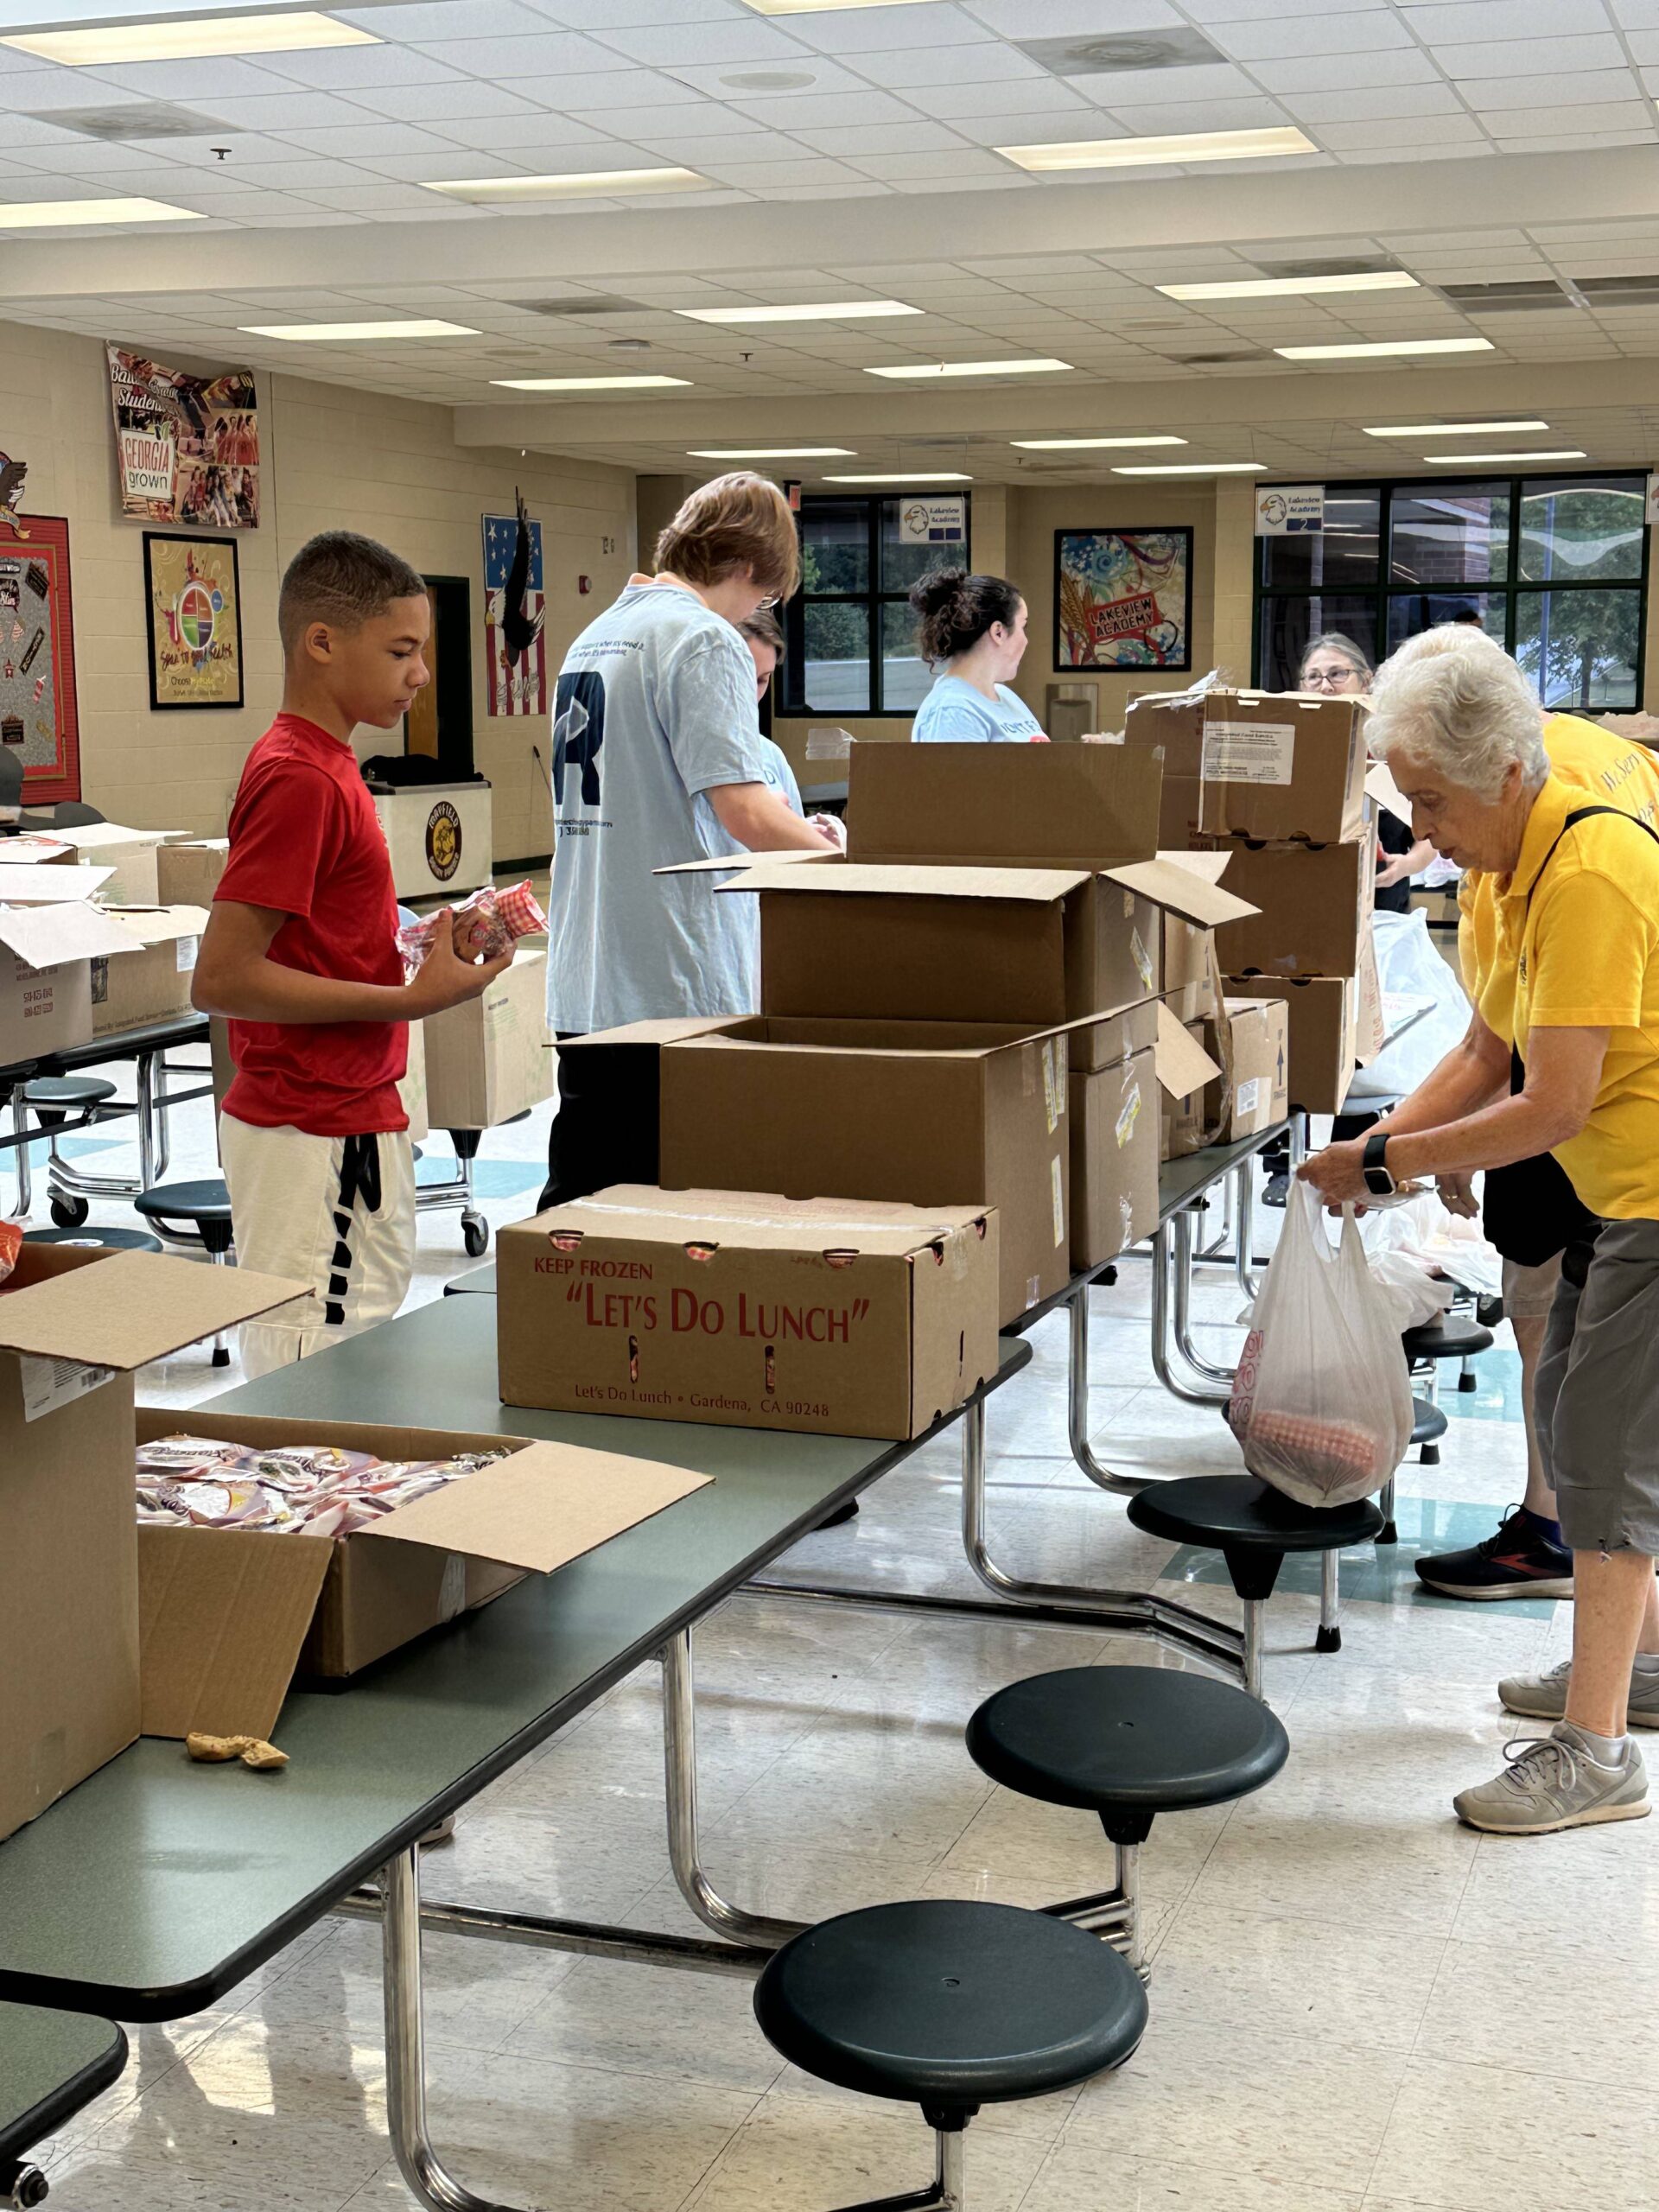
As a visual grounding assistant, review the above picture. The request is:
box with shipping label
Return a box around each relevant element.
[1155,1003,1224,1162]
[498,1186,1000,1441]
[661,1014,1081,1324]
[1069,1002,1160,1268]
[89,904,207,1039]
[156,837,229,908]
[1127,688,1368,848]
[0,862,143,1061]
[133,1408,709,1728]
[1227,974,1361,1116]
[372,782,493,901]
[0,1245,306,1846]
[49,824,185,908]
[1202,995,1289,1142]
[423,946,552,1131]
[847,739,1163,868]
[1211,838,1373,980]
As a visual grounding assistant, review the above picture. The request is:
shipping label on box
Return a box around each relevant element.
[424,945,551,1130]
[499,1187,1000,1440]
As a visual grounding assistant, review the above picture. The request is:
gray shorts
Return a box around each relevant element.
[1536,1219,1659,1557]
[1502,1253,1562,1322]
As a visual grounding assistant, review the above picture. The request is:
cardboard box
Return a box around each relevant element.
[1211,839,1372,981]
[89,905,206,1039]
[423,946,552,1130]
[1202,996,1289,1142]
[0,862,143,1061]
[134,1409,709,1722]
[1160,1016,1215,1160]
[1127,688,1368,848]
[1068,1003,1160,1268]
[372,782,493,900]
[847,739,1163,868]
[156,837,229,908]
[1227,974,1361,1116]
[0,1245,307,1844]
[661,1014,1082,1324]
[48,824,184,907]
[497,1186,1001,1441]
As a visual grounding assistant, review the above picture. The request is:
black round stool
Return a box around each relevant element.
[753,1900,1147,2212]
[966,1667,1289,1979]
[23,1226,163,1255]
[134,1178,236,1365]
[1128,1474,1384,1692]
[11,1075,117,1223]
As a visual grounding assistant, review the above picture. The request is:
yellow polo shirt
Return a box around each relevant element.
[1459,714,1659,1024]
[1495,771,1659,1220]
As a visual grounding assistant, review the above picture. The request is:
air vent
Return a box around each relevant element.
[1014,27,1224,75]
[1574,273,1659,305]
[1439,280,1573,313]
[718,69,817,91]
[28,101,226,139]
[1160,347,1271,365]
[520,296,650,319]
[1255,255,1399,281]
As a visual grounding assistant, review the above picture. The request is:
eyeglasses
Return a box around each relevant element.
[1303,667,1362,689]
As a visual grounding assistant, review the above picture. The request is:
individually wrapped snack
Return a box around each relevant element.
[187,1732,289,1770]
[0,1217,20,1284]
[396,881,546,981]
[135,1437,510,1535]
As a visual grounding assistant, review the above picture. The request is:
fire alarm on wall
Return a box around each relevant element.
[578,575,592,594]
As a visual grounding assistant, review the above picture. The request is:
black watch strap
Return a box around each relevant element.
[1363,1130,1395,1197]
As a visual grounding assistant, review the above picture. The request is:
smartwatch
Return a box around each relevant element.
[1362,1131,1397,1198]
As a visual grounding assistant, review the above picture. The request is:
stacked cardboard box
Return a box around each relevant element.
[0,860,149,1060]
[1126,686,1382,1115]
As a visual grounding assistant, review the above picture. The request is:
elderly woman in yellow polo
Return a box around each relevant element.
[1300,625,1659,1834]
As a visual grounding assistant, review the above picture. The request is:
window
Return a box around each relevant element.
[1254,472,1648,709]
[785,493,969,717]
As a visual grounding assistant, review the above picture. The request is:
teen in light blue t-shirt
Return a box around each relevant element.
[907,568,1046,745]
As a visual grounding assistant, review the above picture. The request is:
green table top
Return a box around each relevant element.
[0,2003,125,2162]
[0,1296,1028,2024]
[445,1259,495,1294]
[1158,1120,1289,1222]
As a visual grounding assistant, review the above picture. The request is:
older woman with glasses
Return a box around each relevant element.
[1300,632,1433,906]
[1300,625,1659,1835]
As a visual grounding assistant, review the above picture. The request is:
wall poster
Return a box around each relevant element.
[482,503,548,716]
[1053,528,1192,671]
[0,515,79,803]
[144,533,244,710]
[107,344,260,529]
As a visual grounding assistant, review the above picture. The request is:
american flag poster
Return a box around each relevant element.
[482,509,547,716]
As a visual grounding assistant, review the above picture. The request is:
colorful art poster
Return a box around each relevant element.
[107,343,260,530]
[0,516,79,803]
[1054,528,1192,671]
[483,508,548,716]
[144,533,244,710]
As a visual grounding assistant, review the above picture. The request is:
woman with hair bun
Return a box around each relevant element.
[908,568,1046,743]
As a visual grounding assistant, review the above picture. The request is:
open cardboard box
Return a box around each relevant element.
[498,1186,1000,1440]
[1154,1001,1224,1160]
[424,945,552,1130]
[91,904,207,1038]
[1127,687,1368,847]
[0,861,144,1060]
[48,823,186,907]
[135,1409,709,1735]
[1070,1001,1160,1268]
[0,1244,308,1844]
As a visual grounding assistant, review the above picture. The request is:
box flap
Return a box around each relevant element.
[0,1250,309,1368]
[138,1527,333,1742]
[359,1439,710,1573]
[559,1014,747,1051]
[532,1184,990,1255]
[52,824,185,855]
[0,862,116,904]
[99,903,211,946]
[722,862,1090,905]
[1154,1001,1223,1099]
[0,900,148,967]
[655,848,842,877]
[1150,848,1234,887]
[1102,856,1258,928]
[0,835,72,864]
[1364,758,1413,827]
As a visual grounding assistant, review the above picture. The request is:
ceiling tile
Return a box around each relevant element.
[1314,111,1487,147]
[1211,11,1415,56]
[334,1,559,36]
[1398,0,1613,35]
[666,57,879,99]
[1250,50,1440,90]
[593,19,812,65]
[722,87,921,126]
[1457,69,1640,108]
[1285,83,1465,122]
[899,77,1095,119]
[1430,31,1627,74]
[963,0,1185,29]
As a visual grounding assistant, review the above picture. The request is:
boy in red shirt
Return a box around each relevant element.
[194,531,511,1376]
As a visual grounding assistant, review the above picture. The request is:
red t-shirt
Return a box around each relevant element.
[218,713,407,1137]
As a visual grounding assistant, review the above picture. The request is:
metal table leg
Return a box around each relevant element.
[1318,1550,1342,1655]
[1065,1284,1153,1499]
[1152,1225,1232,1407]
[1171,1213,1240,1393]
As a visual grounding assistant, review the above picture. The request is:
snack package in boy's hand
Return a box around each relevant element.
[0,1218,21,1284]
[396,880,546,981]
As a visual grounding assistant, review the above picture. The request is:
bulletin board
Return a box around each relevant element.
[0,514,80,803]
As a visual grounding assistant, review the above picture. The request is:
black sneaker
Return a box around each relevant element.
[1415,1504,1573,1601]
[1262,1172,1290,1209]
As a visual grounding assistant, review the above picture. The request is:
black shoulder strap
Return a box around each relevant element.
[1524,803,1659,914]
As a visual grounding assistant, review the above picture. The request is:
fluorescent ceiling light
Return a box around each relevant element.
[1365,419,1549,437]
[823,473,971,484]
[1112,461,1265,475]
[865,358,1071,380]
[0,197,202,229]
[1276,337,1494,359]
[424,168,707,204]
[492,375,691,391]
[240,319,477,340]
[1011,435,1187,450]
[3,11,377,65]
[999,127,1316,174]
[1159,272,1418,302]
[677,302,918,325]
[688,447,855,459]
[1427,449,1586,465]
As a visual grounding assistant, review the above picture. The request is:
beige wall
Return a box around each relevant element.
[1,317,635,861]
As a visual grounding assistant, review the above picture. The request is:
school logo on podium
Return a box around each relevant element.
[426,799,462,882]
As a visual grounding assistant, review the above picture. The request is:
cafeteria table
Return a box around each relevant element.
[0,2005,126,2209]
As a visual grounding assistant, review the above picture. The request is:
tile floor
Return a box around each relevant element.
[16,1059,1655,2212]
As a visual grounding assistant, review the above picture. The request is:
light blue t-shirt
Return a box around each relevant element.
[546,582,772,1033]
[912,674,1044,744]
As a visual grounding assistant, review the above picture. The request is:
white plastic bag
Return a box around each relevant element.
[1228,1182,1414,1508]
[1347,909,1470,1103]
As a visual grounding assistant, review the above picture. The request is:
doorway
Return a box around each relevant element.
[405,575,474,774]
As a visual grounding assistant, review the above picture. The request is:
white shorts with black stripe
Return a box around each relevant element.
[219,1113,416,1380]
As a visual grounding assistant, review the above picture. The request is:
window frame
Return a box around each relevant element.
[783,490,972,719]
[1251,468,1649,709]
